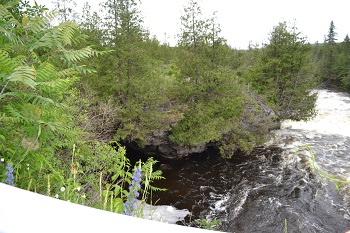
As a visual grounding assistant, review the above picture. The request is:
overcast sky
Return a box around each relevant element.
[31,0,350,49]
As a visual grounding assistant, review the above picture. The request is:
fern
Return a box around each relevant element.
[54,22,78,48]
[6,65,36,89]
[4,104,27,122]
[66,63,96,74]
[30,30,54,50]
[28,50,40,64]
[0,3,111,196]
[37,77,79,95]
[25,12,55,34]
[63,46,95,62]
[142,158,167,193]
[0,49,16,73]
[0,91,24,100]
[57,68,79,78]
[36,62,57,81]
[0,4,23,45]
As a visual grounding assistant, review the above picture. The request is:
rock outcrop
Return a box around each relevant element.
[126,94,280,160]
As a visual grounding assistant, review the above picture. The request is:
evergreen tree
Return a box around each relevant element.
[83,0,169,145]
[321,20,339,85]
[336,35,350,90]
[170,0,250,155]
[250,21,316,121]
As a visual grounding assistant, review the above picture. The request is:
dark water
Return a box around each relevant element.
[152,90,350,233]
[153,147,349,232]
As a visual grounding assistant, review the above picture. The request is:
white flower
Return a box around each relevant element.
[60,187,66,192]
[82,194,86,199]
[0,158,4,162]
[27,164,29,167]
[54,194,59,198]
[76,186,81,192]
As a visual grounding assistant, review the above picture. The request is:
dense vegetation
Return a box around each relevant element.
[0,0,164,216]
[317,21,350,90]
[1,0,350,219]
[67,0,320,156]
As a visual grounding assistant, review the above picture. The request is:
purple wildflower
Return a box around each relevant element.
[4,164,14,186]
[133,189,139,197]
[124,210,131,216]
[124,167,142,216]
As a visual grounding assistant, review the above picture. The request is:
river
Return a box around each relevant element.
[152,89,350,233]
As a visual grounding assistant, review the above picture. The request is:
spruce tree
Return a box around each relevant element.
[250,21,316,121]
[321,20,339,85]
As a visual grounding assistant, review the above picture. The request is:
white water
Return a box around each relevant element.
[272,89,350,207]
[206,89,350,232]
[152,89,350,232]
[268,89,350,179]
[282,89,350,137]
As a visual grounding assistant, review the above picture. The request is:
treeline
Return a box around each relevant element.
[66,0,319,154]
[314,21,350,90]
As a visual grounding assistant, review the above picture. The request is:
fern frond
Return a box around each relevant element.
[15,55,27,66]
[26,16,49,34]
[148,186,167,192]
[54,22,78,47]
[57,68,79,78]
[39,120,67,133]
[29,50,40,64]
[0,114,24,124]
[0,4,22,45]
[0,91,24,100]
[93,49,114,57]
[0,27,23,45]
[0,49,16,72]
[148,170,165,181]
[4,104,26,121]
[0,4,20,28]
[70,33,88,45]
[36,62,57,82]
[66,63,96,74]
[0,91,54,108]
[63,46,95,62]
[30,31,54,50]
[7,65,36,89]
[37,77,79,92]
[26,11,55,34]
[31,95,55,106]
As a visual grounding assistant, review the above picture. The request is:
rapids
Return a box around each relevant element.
[153,89,350,233]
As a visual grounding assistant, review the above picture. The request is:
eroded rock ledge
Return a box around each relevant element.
[125,95,280,160]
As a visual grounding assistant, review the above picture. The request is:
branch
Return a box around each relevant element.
[0,80,10,96]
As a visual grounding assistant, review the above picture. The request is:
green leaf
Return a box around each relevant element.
[113,198,124,213]
[7,66,36,89]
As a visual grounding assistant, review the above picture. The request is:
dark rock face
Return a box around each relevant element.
[138,131,207,160]
[126,96,280,160]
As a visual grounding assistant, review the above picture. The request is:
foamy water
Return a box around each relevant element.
[154,89,350,232]
[282,89,350,137]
